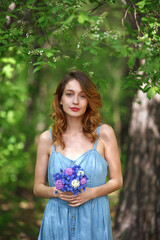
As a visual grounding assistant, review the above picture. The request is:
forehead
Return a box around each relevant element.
[64,79,83,92]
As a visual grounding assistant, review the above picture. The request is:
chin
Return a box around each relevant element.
[65,111,85,118]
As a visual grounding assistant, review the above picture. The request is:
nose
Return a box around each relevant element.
[73,95,79,104]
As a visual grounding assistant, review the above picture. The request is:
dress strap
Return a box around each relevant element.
[49,129,55,151]
[93,124,102,149]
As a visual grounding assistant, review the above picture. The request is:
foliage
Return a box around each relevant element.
[123,0,160,98]
[0,55,29,188]
[0,0,159,94]
[0,1,159,237]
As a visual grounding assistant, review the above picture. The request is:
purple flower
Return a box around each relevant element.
[80,177,87,185]
[55,179,64,190]
[64,167,74,176]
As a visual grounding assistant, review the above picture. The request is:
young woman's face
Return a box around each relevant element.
[60,79,88,119]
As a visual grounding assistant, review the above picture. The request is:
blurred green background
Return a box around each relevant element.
[0,0,159,239]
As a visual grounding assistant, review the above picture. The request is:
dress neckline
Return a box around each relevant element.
[50,148,108,167]
[54,148,94,162]
[48,124,106,163]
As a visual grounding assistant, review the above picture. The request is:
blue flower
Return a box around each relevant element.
[53,164,89,196]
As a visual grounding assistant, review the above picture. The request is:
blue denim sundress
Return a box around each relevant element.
[38,125,113,240]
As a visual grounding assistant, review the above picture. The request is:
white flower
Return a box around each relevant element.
[71,179,80,188]
[77,170,84,176]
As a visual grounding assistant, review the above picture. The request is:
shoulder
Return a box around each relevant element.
[98,124,116,143]
[38,129,51,145]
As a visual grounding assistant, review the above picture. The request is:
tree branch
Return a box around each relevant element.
[13,0,37,29]
[126,0,141,37]
[87,0,106,14]
[122,6,131,41]
[125,0,156,42]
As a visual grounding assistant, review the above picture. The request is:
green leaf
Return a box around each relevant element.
[141,17,148,22]
[37,37,44,45]
[1,58,16,65]
[147,87,156,99]
[63,15,74,25]
[2,40,8,44]
[90,48,98,55]
[136,1,146,9]
[2,64,14,78]
[106,0,115,3]
[33,65,42,73]
[78,13,90,24]
[38,16,45,23]
[1,12,17,18]
[142,84,150,93]
[23,38,30,44]
[48,62,56,68]
[46,52,54,58]
[7,111,15,124]
[154,86,160,94]
[120,46,128,57]
[128,56,135,69]
[33,61,44,66]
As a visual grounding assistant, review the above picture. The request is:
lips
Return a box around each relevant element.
[70,107,80,112]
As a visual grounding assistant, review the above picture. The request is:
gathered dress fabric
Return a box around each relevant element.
[38,125,113,240]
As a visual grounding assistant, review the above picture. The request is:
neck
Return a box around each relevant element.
[65,117,83,134]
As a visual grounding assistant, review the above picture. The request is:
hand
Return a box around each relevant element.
[68,187,95,207]
[55,190,76,202]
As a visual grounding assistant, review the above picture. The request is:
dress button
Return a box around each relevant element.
[72,162,74,165]
[72,228,75,231]
[72,216,75,218]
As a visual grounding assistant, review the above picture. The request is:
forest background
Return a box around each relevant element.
[0,0,160,239]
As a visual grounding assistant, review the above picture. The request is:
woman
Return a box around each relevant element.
[34,70,123,240]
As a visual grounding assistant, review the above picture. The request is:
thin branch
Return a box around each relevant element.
[43,28,53,47]
[132,5,141,37]
[13,0,37,29]
[127,0,141,37]
[122,6,131,41]
[73,25,79,41]
[126,0,156,42]
[87,0,106,14]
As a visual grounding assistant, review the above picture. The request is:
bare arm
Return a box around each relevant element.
[33,130,57,198]
[92,124,123,198]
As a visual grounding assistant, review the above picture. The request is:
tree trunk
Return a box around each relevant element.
[114,90,160,240]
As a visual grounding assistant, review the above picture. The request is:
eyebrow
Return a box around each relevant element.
[65,89,85,93]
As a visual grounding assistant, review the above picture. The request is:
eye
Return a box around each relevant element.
[66,93,72,96]
[80,95,86,98]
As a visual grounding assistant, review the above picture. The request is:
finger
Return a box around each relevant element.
[60,193,75,197]
[69,199,83,205]
[60,195,75,199]
[60,195,76,201]
[60,193,76,198]
[68,202,83,207]
[68,199,79,204]
[61,191,74,195]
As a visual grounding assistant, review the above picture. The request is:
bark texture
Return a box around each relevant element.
[114,90,160,240]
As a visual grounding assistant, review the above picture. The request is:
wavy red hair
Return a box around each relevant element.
[50,70,102,149]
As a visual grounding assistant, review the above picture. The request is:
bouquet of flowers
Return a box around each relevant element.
[53,165,89,196]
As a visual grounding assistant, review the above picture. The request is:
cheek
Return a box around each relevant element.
[61,96,69,105]
[82,100,88,109]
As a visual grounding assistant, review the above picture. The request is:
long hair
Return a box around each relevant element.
[50,70,102,149]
